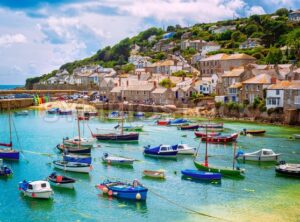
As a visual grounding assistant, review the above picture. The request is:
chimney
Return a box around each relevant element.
[119,77,121,86]
[182,75,185,81]
[274,64,279,75]
[271,77,277,84]
[191,78,196,87]
[153,81,157,88]
[126,80,129,87]
[138,72,141,80]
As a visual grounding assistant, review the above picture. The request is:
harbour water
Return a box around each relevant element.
[0,85,23,90]
[0,110,299,222]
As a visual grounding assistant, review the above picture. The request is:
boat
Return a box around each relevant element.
[194,130,244,178]
[275,161,300,178]
[133,112,145,117]
[102,153,134,165]
[123,125,143,132]
[58,110,72,115]
[56,144,91,154]
[78,116,89,121]
[147,114,161,121]
[53,160,92,173]
[169,118,188,126]
[18,180,53,199]
[96,179,148,201]
[194,131,221,138]
[241,129,266,135]
[294,134,300,139]
[63,137,94,147]
[157,120,170,126]
[0,159,13,177]
[143,170,165,179]
[201,133,238,144]
[14,110,29,116]
[63,154,92,164]
[47,108,60,114]
[178,124,199,130]
[47,172,76,189]
[84,111,98,117]
[198,123,223,129]
[107,111,121,120]
[176,144,196,155]
[143,144,178,158]
[0,106,20,160]
[181,169,221,180]
[236,149,280,162]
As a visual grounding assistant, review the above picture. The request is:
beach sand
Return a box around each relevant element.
[31,101,97,111]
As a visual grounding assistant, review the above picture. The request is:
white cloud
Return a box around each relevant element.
[246,6,266,16]
[0,33,27,47]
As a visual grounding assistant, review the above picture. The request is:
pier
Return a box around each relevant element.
[0,89,79,95]
[0,98,34,110]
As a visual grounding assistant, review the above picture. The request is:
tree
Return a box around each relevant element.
[159,78,176,88]
[216,30,233,41]
[275,8,289,17]
[286,28,300,60]
[166,26,175,32]
[231,31,246,42]
[266,47,283,64]
[121,63,135,73]
[245,24,259,36]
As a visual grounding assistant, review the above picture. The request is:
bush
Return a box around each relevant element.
[215,101,222,109]
[159,78,176,88]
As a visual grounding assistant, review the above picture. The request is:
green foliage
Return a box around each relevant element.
[167,26,175,32]
[231,31,246,42]
[189,92,204,103]
[275,8,289,17]
[215,101,222,109]
[121,63,135,73]
[266,47,283,64]
[245,24,259,36]
[159,78,176,88]
[216,30,233,41]
[25,70,58,89]
[172,70,193,78]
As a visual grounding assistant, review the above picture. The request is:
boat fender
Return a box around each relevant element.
[136,193,141,200]
[108,190,113,196]
[32,192,36,198]
[102,187,108,194]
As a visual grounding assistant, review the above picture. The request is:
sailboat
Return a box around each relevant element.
[91,102,139,142]
[193,126,244,178]
[0,105,20,160]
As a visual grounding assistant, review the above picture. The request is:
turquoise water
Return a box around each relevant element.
[0,110,300,222]
[0,85,23,90]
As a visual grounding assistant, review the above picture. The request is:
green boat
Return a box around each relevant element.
[193,161,244,178]
[123,125,143,132]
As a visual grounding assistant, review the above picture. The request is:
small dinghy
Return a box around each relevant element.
[96,179,148,201]
[47,172,76,189]
[198,123,223,129]
[294,134,300,139]
[157,119,170,126]
[178,124,199,130]
[56,144,91,154]
[58,110,72,115]
[143,170,165,179]
[181,169,221,180]
[133,112,145,118]
[0,159,13,177]
[169,118,188,126]
[201,133,238,144]
[14,110,29,116]
[143,144,178,158]
[241,129,266,135]
[84,111,98,117]
[102,153,134,165]
[18,180,53,199]
[63,154,92,164]
[275,161,300,178]
[47,108,59,114]
[236,149,280,162]
[63,137,94,147]
[53,160,92,173]
[194,131,221,138]
[176,144,196,155]
[78,116,89,121]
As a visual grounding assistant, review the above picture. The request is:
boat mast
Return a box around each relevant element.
[76,108,81,147]
[232,142,237,170]
[204,124,208,167]
[121,102,124,135]
[8,102,12,150]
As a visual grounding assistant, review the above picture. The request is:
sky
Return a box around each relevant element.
[0,0,299,84]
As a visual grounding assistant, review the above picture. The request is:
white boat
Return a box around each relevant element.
[63,136,94,147]
[18,180,53,199]
[236,149,280,162]
[102,153,134,165]
[53,160,91,173]
[294,134,300,139]
[176,144,196,155]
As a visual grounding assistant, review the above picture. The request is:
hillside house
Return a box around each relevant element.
[288,10,300,21]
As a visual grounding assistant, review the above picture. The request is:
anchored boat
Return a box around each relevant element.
[96,179,148,201]
[201,133,238,144]
[178,124,199,130]
[143,170,165,179]
[236,149,280,162]
[181,169,221,180]
[198,123,223,129]
[47,172,76,189]
[102,153,134,165]
[53,160,92,173]
[275,161,300,178]
[176,144,196,155]
[56,144,91,154]
[143,144,178,158]
[63,154,92,164]
[241,129,266,135]
[0,159,13,177]
[194,131,221,138]
[18,180,53,199]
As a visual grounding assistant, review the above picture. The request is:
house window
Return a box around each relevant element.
[276,90,280,95]
[257,85,260,91]
[245,85,248,91]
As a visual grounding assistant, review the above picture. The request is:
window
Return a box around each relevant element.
[257,85,260,91]
[41,183,47,188]
[276,90,280,95]
[28,184,33,190]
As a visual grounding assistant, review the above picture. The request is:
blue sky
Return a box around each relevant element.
[0,0,298,84]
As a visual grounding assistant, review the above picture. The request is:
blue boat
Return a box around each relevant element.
[181,169,221,180]
[133,112,145,118]
[96,179,148,201]
[143,144,178,158]
[169,118,188,126]
[63,154,92,164]
[47,108,60,114]
[0,159,13,177]
[58,110,72,115]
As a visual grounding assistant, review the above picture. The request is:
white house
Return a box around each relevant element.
[266,81,291,109]
[128,55,152,69]
[201,42,221,55]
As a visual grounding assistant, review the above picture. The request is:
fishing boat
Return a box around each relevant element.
[56,144,91,154]
[143,170,165,179]
[198,123,223,129]
[201,133,238,144]
[0,159,13,177]
[96,179,148,201]
[194,129,244,178]
[0,106,20,160]
[241,129,266,135]
[169,118,188,126]
[53,160,92,173]
[133,112,145,118]
[181,169,221,180]
[176,144,196,155]
[47,172,76,189]
[102,153,134,165]
[294,134,300,139]
[275,161,300,178]
[47,108,60,114]
[143,144,178,158]
[63,137,94,147]
[58,110,72,115]
[78,116,89,121]
[84,111,98,117]
[18,180,53,199]
[194,131,221,138]
[157,119,170,126]
[63,154,92,164]
[14,110,29,116]
[236,149,280,162]
[92,102,139,142]
[123,125,143,132]
[178,124,199,130]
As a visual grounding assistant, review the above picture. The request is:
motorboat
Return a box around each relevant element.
[236,149,280,162]
[143,144,178,158]
[102,153,134,165]
[53,160,92,173]
[275,161,300,178]
[18,180,53,199]
[176,144,196,155]
[47,172,76,189]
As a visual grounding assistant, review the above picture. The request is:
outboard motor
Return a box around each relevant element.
[235,150,244,158]
[104,153,109,158]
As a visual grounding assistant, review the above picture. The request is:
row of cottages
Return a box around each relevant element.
[128,55,152,69]
[199,53,257,78]
[239,38,262,49]
[148,59,183,75]
[181,39,221,54]
[266,81,300,110]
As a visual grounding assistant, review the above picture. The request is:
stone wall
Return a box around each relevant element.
[33,84,99,91]
[0,99,34,110]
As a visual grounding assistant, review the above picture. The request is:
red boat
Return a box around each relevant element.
[78,116,89,121]
[157,120,170,126]
[201,133,238,143]
[194,131,221,138]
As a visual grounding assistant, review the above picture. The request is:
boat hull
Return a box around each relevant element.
[178,125,199,130]
[56,144,91,154]
[63,155,92,164]
[201,133,238,144]
[275,164,300,178]
[94,133,139,141]
[181,169,221,180]
[102,157,134,165]
[49,180,75,189]
[53,161,91,173]
[22,190,53,199]
[0,149,19,160]
[194,161,244,177]
[177,148,195,155]
[143,170,165,179]
[237,155,279,162]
